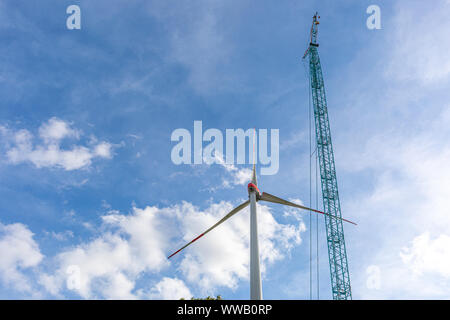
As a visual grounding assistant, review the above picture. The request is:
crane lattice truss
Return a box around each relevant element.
[303,13,352,300]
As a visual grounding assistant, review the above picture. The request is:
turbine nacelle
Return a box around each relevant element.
[247,182,261,198]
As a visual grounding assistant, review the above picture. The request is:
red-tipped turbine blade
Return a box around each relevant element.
[259,192,357,226]
[168,233,206,259]
[167,200,250,259]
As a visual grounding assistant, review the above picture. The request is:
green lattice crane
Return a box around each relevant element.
[302,13,352,300]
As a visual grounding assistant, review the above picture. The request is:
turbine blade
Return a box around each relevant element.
[259,192,357,225]
[167,200,250,259]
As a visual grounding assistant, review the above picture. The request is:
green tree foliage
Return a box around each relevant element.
[180,295,223,300]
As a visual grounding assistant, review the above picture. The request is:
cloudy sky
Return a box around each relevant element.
[1,0,450,299]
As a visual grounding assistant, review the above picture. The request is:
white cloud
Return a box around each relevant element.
[38,204,180,298]
[400,232,450,278]
[148,277,192,300]
[386,1,450,84]
[1,118,114,170]
[0,222,43,293]
[213,153,252,188]
[38,200,304,299]
[94,142,113,159]
[38,117,79,143]
[45,230,74,242]
[40,233,138,299]
[101,272,137,300]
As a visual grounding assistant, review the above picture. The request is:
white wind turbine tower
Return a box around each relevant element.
[168,133,356,300]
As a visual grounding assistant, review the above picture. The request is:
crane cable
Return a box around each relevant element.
[303,54,319,300]
[301,58,312,300]
[315,126,320,300]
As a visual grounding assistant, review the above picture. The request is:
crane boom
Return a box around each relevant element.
[303,13,352,300]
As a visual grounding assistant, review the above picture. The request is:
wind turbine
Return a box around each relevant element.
[167,161,356,300]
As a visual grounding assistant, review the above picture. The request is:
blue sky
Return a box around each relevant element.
[1,0,450,299]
